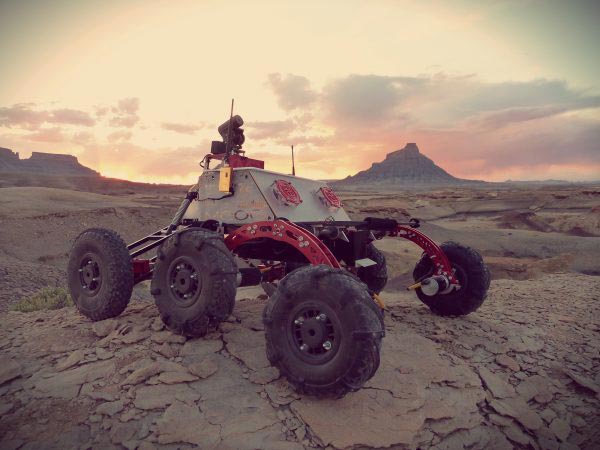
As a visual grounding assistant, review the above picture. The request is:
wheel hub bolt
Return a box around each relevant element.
[190,274,197,280]
[322,341,332,351]
[170,284,175,289]
[294,317,304,325]
[316,313,327,321]
[300,344,308,351]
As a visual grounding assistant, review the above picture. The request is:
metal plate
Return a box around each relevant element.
[183,168,351,224]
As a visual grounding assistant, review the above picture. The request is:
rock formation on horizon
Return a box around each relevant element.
[0,147,99,177]
[335,143,480,187]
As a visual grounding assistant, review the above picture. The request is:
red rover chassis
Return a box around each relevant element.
[128,217,459,291]
[68,111,490,398]
[71,207,489,399]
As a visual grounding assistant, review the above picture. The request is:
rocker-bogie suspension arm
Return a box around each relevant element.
[126,216,456,286]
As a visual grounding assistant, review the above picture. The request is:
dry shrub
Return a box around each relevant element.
[11,287,73,313]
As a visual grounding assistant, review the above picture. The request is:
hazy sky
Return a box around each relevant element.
[0,0,598,183]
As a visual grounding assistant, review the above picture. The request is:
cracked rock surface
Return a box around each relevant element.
[1,273,599,449]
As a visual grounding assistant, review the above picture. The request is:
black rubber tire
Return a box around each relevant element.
[413,241,490,316]
[67,228,133,321]
[151,229,237,337]
[357,243,388,294]
[263,265,384,398]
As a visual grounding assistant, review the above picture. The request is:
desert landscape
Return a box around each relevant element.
[2,1,600,448]
[1,152,599,449]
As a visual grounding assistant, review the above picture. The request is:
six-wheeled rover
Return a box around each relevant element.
[67,113,490,397]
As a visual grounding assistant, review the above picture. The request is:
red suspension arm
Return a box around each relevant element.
[225,220,341,268]
[391,225,459,285]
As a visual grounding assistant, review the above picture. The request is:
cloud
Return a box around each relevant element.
[72,131,94,144]
[0,104,95,129]
[25,127,65,142]
[94,105,109,117]
[267,74,318,111]
[113,97,139,115]
[109,97,140,128]
[107,130,133,142]
[246,120,295,140]
[323,75,408,123]
[161,122,202,134]
[48,108,95,126]
[263,73,600,180]
[0,104,48,129]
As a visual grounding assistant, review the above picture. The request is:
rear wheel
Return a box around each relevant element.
[151,229,237,337]
[413,241,490,316]
[67,228,133,321]
[357,242,388,294]
[263,265,384,397]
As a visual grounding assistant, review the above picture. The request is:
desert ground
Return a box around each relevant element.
[0,181,599,449]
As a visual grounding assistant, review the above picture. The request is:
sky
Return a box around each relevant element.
[0,0,599,184]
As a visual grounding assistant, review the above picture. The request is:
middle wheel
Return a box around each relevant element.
[151,229,238,337]
[263,265,384,397]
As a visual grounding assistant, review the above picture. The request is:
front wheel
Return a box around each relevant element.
[263,265,384,398]
[413,241,490,316]
[151,229,238,337]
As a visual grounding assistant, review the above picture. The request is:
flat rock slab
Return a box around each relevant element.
[155,401,221,448]
[478,367,516,399]
[223,327,270,371]
[134,383,200,410]
[292,389,427,448]
[34,360,115,399]
[0,358,22,385]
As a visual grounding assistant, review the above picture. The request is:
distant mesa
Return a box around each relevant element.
[334,143,482,187]
[0,147,99,177]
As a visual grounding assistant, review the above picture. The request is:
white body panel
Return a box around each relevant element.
[183,167,351,224]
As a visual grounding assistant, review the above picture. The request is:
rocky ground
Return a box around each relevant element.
[1,273,599,450]
[1,183,599,449]
[0,187,180,311]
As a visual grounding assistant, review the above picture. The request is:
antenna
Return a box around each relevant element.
[291,145,296,176]
[224,98,234,164]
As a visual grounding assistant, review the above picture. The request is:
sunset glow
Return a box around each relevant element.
[1,0,598,184]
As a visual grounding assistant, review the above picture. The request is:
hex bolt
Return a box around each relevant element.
[317,313,327,321]
[300,344,309,351]
[322,341,332,351]
[190,274,198,280]
[170,284,175,289]
[294,317,304,325]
